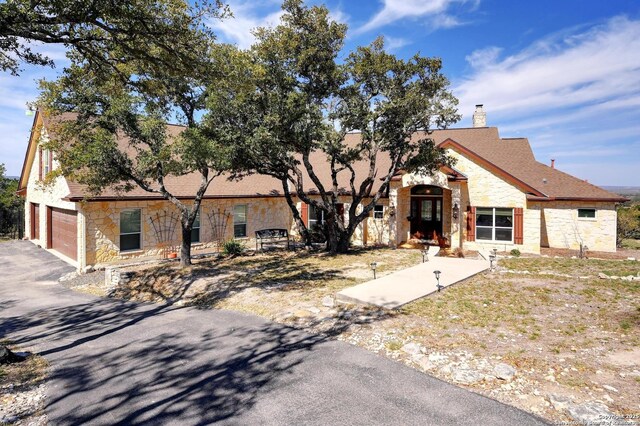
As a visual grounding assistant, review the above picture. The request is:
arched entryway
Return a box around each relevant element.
[410,185,443,240]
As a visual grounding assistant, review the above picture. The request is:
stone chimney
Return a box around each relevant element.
[472,104,486,128]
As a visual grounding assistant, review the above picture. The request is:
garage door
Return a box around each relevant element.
[50,208,77,261]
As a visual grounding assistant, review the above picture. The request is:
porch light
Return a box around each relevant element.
[489,253,496,271]
[422,248,429,263]
[370,262,378,279]
[434,270,442,292]
[453,203,459,220]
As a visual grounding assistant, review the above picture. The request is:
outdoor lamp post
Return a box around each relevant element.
[422,248,429,263]
[434,270,442,292]
[490,248,498,271]
[370,262,378,279]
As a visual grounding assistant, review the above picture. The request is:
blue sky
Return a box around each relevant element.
[1,0,639,186]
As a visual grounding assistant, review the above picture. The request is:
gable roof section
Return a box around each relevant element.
[434,128,627,202]
[17,110,44,196]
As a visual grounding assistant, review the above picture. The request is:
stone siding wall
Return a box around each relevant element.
[84,197,293,266]
[530,201,617,252]
[24,128,82,266]
[447,150,540,254]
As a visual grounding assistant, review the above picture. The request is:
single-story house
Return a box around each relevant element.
[18,106,627,270]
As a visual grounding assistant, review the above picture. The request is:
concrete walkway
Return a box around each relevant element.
[337,256,489,309]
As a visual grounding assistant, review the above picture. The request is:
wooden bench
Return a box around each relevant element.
[255,228,290,251]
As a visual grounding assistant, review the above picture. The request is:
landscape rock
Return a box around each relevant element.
[413,356,436,371]
[602,384,618,393]
[598,272,608,279]
[452,368,485,384]
[493,363,516,381]
[401,342,422,356]
[548,393,573,412]
[428,352,449,363]
[293,309,313,318]
[322,296,335,308]
[567,402,619,425]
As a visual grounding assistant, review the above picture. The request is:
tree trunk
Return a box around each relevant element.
[180,224,192,267]
[281,179,312,247]
[325,218,352,254]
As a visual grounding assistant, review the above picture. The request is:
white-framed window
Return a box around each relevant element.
[373,205,384,219]
[191,211,200,243]
[120,209,142,251]
[233,205,247,238]
[476,207,513,242]
[308,205,325,230]
[577,208,596,219]
[42,149,51,176]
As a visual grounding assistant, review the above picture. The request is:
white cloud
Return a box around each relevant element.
[384,35,411,50]
[212,1,349,49]
[211,1,284,49]
[455,16,640,120]
[356,0,477,34]
[465,46,502,70]
[454,16,640,186]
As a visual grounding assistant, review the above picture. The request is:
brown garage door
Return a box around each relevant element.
[50,208,77,260]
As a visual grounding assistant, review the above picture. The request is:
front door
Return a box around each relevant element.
[410,198,442,239]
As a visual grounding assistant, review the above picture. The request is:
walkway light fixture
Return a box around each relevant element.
[434,270,442,292]
[489,248,498,271]
[370,262,378,279]
[422,248,429,263]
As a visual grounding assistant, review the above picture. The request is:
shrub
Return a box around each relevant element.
[223,240,245,256]
[510,248,521,257]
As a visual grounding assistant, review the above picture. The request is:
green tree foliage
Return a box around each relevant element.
[214,0,460,253]
[0,164,23,239]
[0,0,228,75]
[617,203,640,245]
[36,1,237,267]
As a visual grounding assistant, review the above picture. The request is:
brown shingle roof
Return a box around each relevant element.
[434,128,626,201]
[33,113,625,202]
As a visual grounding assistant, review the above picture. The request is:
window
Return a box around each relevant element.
[476,208,513,242]
[233,205,247,238]
[308,205,325,230]
[373,205,384,219]
[42,149,50,176]
[578,208,596,219]
[191,211,200,243]
[120,209,141,251]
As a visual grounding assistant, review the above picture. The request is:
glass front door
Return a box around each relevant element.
[411,197,443,239]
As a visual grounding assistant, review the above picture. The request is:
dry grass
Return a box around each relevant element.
[0,343,48,391]
[500,257,640,277]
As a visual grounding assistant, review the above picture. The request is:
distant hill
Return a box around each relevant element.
[602,186,640,196]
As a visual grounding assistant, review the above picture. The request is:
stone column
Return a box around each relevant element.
[388,187,398,247]
[450,183,462,249]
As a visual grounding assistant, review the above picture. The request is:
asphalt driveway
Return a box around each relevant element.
[0,241,547,425]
